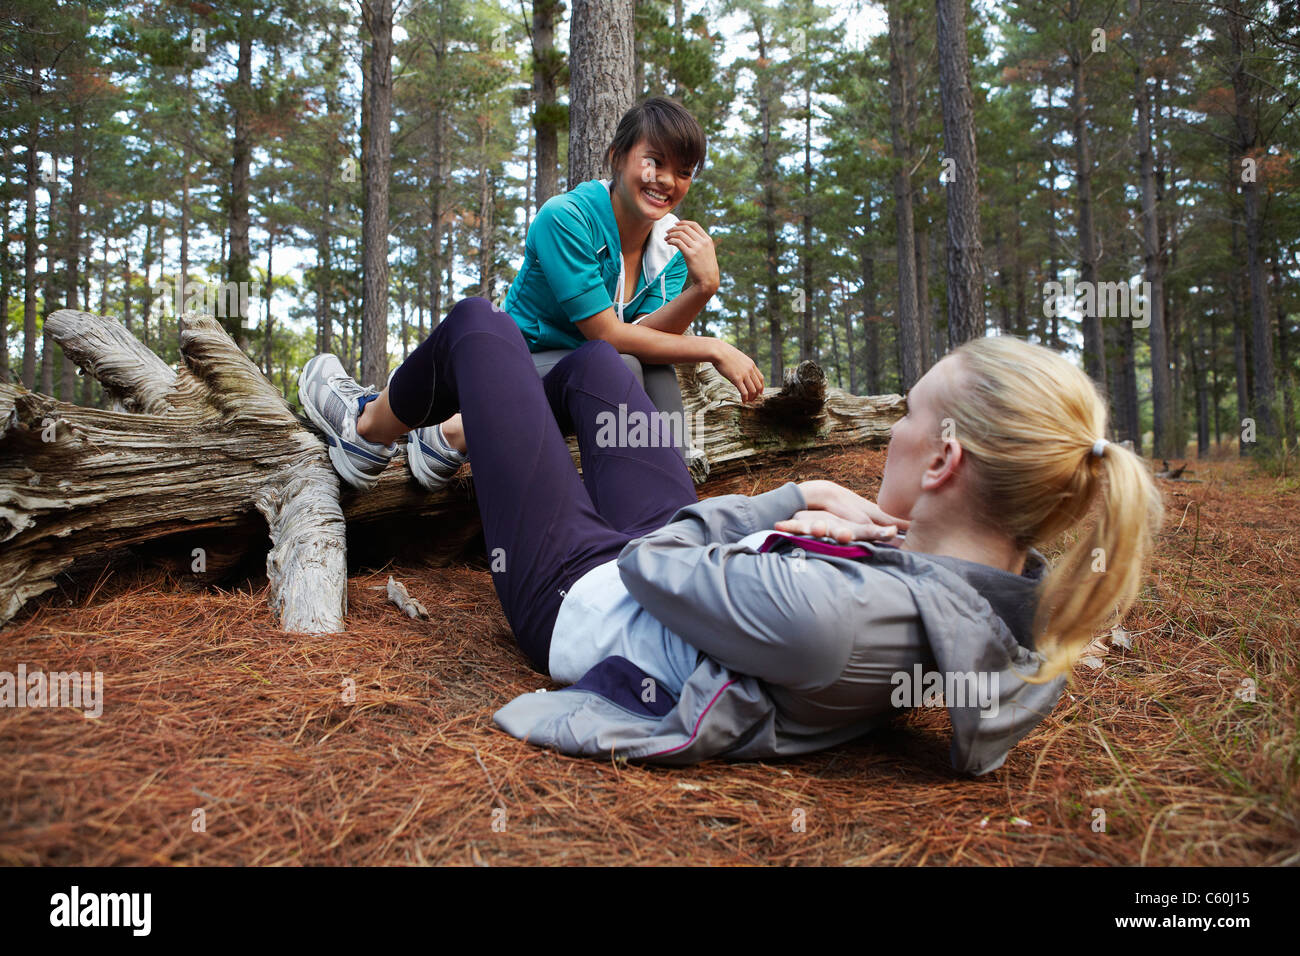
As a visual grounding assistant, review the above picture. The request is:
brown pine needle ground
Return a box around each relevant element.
[2,446,1297,865]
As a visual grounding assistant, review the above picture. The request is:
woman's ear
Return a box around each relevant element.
[920,438,964,493]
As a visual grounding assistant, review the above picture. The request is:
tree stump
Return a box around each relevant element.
[0,309,903,633]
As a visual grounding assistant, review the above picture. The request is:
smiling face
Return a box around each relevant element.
[877,354,965,521]
[611,137,694,221]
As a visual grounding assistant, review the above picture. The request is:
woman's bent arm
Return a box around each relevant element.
[576,306,719,364]
[615,483,857,692]
[576,307,765,401]
[634,282,714,335]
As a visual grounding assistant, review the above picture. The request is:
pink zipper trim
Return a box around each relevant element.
[646,679,736,757]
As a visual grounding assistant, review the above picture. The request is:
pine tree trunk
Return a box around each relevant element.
[41,156,59,398]
[888,0,922,392]
[1227,0,1277,444]
[262,227,275,376]
[934,0,985,345]
[226,10,253,349]
[429,31,448,328]
[753,19,783,385]
[476,117,493,295]
[915,220,932,366]
[1231,223,1251,456]
[801,84,815,363]
[532,0,561,205]
[62,109,86,403]
[1132,0,1174,457]
[568,0,635,184]
[1194,314,1211,458]
[361,0,394,388]
[22,63,41,390]
[1274,249,1295,444]
[861,232,879,395]
[0,176,8,385]
[1070,44,1106,392]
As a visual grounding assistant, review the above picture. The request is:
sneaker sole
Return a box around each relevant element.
[406,432,463,492]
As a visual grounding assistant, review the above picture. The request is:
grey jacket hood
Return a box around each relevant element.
[494,482,1067,775]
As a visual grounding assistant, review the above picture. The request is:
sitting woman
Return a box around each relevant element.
[303,95,763,495]
[299,302,1162,774]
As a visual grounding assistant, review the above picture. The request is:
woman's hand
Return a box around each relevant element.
[711,340,765,402]
[664,220,720,296]
[774,509,902,544]
[780,479,910,539]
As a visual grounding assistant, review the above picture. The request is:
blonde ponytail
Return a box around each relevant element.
[933,336,1165,682]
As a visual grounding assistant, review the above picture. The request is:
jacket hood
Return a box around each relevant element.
[849,539,1065,775]
[921,547,1047,650]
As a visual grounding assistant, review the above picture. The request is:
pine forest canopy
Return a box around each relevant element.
[1,0,1297,461]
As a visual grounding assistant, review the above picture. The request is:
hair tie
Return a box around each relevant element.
[1092,438,1109,458]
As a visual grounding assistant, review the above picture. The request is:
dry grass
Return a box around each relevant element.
[1,446,1296,865]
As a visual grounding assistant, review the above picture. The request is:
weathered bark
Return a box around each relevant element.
[2,309,348,633]
[1,310,903,632]
[935,0,985,345]
[361,0,394,389]
[568,0,635,184]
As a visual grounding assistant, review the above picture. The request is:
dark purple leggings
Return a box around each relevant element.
[386,297,699,673]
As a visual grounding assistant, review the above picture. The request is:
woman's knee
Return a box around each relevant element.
[553,340,643,396]
[444,296,514,336]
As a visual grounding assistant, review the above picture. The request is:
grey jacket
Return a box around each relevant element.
[493,482,1067,775]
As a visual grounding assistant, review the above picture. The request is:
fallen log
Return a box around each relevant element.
[1,309,903,633]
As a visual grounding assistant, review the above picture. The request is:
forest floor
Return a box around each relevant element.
[2,445,1297,866]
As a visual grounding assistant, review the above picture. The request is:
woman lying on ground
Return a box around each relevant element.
[304,95,762,495]
[299,301,1163,774]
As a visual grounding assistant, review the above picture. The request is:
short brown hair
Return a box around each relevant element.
[606,96,707,178]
